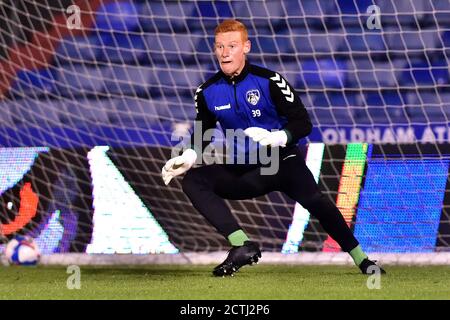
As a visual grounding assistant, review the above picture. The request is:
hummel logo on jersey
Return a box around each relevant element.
[215,103,231,111]
[270,73,294,102]
[246,89,260,105]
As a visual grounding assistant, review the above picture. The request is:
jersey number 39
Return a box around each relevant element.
[252,109,261,117]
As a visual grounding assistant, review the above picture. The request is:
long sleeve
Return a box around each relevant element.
[189,87,217,155]
[269,73,312,144]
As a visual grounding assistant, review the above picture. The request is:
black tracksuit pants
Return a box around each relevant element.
[181,145,359,252]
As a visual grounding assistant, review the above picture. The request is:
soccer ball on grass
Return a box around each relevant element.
[5,235,40,266]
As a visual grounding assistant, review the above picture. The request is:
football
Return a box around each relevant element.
[5,236,40,266]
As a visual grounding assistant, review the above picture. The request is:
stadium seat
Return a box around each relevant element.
[157,96,196,121]
[311,91,354,108]
[103,65,156,96]
[377,0,430,25]
[97,33,147,63]
[347,60,399,89]
[400,59,450,86]
[108,97,159,125]
[10,68,57,97]
[441,31,450,49]
[194,35,216,64]
[6,98,63,126]
[239,1,285,18]
[251,35,293,54]
[310,107,354,125]
[338,29,386,53]
[442,94,450,118]
[286,0,339,29]
[139,1,194,32]
[431,0,450,10]
[407,91,442,106]
[336,0,375,14]
[54,65,106,95]
[233,1,285,28]
[158,34,197,54]
[54,35,100,65]
[352,91,408,122]
[293,33,342,54]
[145,34,196,64]
[385,27,441,51]
[95,1,140,32]
[296,59,347,89]
[193,1,234,18]
[60,99,111,125]
[405,92,447,122]
[156,69,203,90]
[187,1,235,30]
[382,91,405,106]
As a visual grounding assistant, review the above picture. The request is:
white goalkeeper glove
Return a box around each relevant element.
[161,148,197,185]
[244,127,288,147]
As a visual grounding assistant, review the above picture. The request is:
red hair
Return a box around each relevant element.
[214,19,248,42]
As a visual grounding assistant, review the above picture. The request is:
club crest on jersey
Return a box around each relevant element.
[246,89,260,106]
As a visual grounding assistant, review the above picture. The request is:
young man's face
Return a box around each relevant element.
[214,31,250,77]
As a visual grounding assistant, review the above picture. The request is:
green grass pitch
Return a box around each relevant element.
[1,264,449,300]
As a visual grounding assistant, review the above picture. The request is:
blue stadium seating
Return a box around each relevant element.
[311,91,356,108]
[363,91,408,122]
[139,1,195,32]
[97,33,147,63]
[6,98,64,126]
[337,0,377,14]
[344,90,406,123]
[347,60,399,88]
[442,31,450,49]
[59,99,111,125]
[231,1,286,28]
[431,0,450,10]
[10,68,57,97]
[54,35,100,65]
[338,29,386,53]
[146,33,198,64]
[157,96,196,120]
[194,35,216,64]
[250,34,294,54]
[405,92,447,122]
[377,0,431,25]
[283,0,340,29]
[296,59,347,88]
[103,65,156,96]
[38,0,450,129]
[293,32,342,54]
[109,97,159,125]
[193,1,234,18]
[400,59,450,86]
[310,107,354,125]
[95,1,140,31]
[442,94,450,118]
[156,69,203,90]
[54,65,106,95]
[385,27,441,51]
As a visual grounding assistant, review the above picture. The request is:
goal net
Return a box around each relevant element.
[0,0,449,263]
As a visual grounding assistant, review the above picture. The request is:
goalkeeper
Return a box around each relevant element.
[162,19,385,276]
